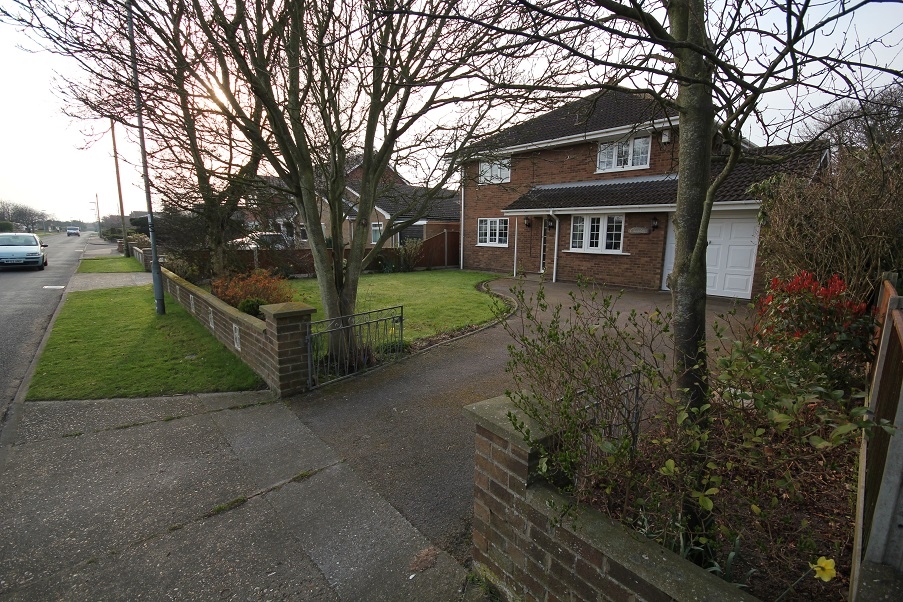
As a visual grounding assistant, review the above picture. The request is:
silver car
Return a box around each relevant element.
[0,233,49,270]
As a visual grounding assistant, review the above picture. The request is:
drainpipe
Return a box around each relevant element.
[459,169,465,270]
[512,218,519,277]
[549,212,560,283]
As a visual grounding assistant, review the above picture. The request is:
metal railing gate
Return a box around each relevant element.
[307,306,404,389]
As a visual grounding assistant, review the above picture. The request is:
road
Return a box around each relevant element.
[0,232,87,428]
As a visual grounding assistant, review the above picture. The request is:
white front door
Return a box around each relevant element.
[662,211,759,299]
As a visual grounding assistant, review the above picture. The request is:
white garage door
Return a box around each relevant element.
[661,212,759,299]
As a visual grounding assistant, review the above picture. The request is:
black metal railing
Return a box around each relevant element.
[307,306,404,388]
[576,371,645,470]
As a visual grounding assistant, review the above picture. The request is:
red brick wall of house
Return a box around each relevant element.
[462,133,678,278]
[553,212,669,289]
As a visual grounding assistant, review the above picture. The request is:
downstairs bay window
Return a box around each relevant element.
[477,217,509,246]
[570,215,624,253]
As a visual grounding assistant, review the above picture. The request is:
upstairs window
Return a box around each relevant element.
[570,214,624,252]
[597,135,651,172]
[477,218,509,246]
[478,159,511,184]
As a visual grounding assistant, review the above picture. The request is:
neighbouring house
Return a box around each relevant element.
[460,89,827,300]
[344,159,459,249]
[244,162,460,251]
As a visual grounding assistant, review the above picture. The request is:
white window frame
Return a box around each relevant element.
[478,159,511,184]
[371,222,383,244]
[569,214,625,253]
[477,217,509,247]
[596,134,651,173]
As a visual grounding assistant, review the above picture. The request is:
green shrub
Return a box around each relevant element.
[237,297,268,319]
[211,269,293,308]
[503,277,888,600]
[0,221,13,233]
[128,233,152,248]
[397,238,424,272]
[164,256,204,284]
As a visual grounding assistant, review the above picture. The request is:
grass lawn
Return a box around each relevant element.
[27,285,263,400]
[78,255,146,273]
[288,270,502,342]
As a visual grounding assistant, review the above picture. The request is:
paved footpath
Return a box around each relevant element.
[0,240,485,601]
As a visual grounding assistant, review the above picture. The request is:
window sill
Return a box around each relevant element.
[476,243,509,248]
[477,181,511,186]
[594,165,649,174]
[564,249,630,256]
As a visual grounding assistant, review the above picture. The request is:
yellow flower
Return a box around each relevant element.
[809,557,836,582]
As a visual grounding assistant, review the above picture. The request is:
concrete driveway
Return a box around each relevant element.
[285,276,749,567]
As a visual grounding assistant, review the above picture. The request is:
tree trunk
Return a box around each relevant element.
[668,0,714,413]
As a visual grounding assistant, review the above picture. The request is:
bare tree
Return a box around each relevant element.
[2,0,266,276]
[179,0,567,327]
[806,82,903,151]
[0,200,48,231]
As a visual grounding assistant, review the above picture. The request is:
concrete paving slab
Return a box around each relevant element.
[267,463,468,601]
[16,392,276,445]
[200,390,275,412]
[81,237,122,258]
[5,496,338,601]
[66,272,153,291]
[0,416,247,595]
[211,403,340,491]
[16,396,209,444]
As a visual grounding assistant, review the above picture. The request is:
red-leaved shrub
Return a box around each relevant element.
[754,270,874,391]
[211,269,293,310]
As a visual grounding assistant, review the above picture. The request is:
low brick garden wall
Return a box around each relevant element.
[160,267,315,397]
[464,396,758,602]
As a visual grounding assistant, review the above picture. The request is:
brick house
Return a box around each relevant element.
[460,89,826,299]
[344,160,459,249]
[242,163,459,250]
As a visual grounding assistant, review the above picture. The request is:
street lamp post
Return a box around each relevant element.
[126,0,164,314]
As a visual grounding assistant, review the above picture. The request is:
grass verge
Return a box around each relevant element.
[27,285,263,400]
[288,270,500,342]
[78,256,145,273]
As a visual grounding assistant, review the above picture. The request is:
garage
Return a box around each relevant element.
[661,211,759,299]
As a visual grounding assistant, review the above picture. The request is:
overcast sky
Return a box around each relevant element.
[1,7,900,226]
[0,30,146,225]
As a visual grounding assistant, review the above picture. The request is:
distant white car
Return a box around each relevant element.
[0,233,48,270]
[66,226,80,236]
[229,232,290,250]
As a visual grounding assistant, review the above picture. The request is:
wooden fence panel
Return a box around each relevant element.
[852,280,903,598]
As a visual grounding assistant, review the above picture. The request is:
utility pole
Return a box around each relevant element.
[94,194,102,235]
[110,119,131,257]
[127,0,165,314]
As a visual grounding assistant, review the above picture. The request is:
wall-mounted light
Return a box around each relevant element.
[661,129,671,144]
[523,216,531,228]
[651,217,659,230]
[546,218,555,232]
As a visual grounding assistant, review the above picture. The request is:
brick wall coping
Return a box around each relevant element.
[465,393,549,449]
[464,395,758,602]
[260,302,316,320]
[161,268,266,331]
